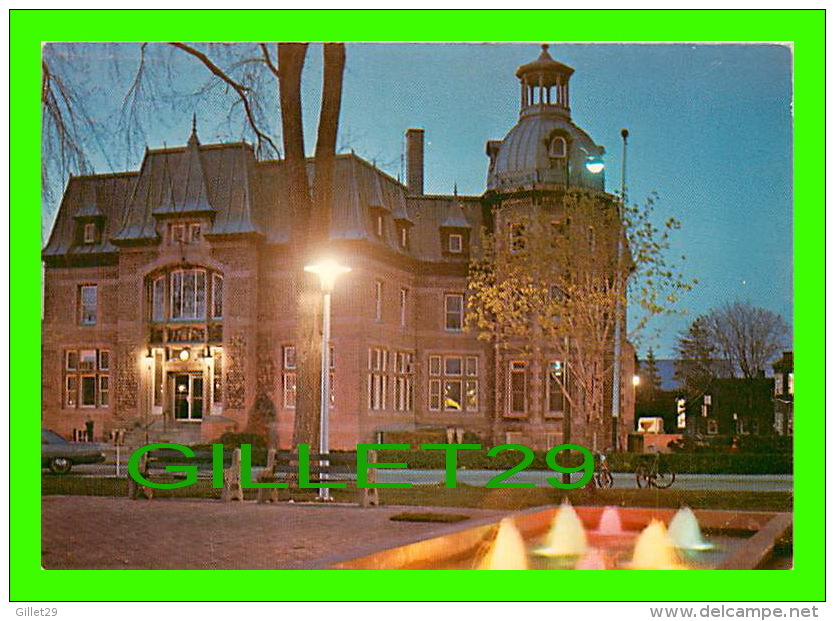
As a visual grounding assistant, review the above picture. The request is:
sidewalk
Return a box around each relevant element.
[41,496,509,570]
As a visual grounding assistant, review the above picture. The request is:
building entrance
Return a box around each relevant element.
[171,373,204,420]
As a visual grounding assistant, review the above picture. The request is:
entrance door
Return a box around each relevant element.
[172,373,204,420]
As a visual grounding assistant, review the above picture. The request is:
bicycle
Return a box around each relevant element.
[635,452,675,489]
[587,452,614,488]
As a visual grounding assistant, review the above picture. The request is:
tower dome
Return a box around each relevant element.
[486,45,606,193]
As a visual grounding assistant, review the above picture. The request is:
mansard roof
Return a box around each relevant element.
[43,137,484,265]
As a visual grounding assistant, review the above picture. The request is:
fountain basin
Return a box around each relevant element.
[330,506,792,570]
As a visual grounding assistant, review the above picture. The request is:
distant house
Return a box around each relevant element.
[772,351,794,435]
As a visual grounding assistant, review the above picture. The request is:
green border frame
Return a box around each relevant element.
[11,9,824,602]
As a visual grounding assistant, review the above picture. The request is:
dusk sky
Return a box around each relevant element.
[42,42,794,359]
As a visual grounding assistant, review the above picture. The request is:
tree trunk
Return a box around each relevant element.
[276,43,321,448]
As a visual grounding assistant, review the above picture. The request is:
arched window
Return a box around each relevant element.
[549,135,567,159]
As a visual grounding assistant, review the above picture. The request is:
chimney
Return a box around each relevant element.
[406,128,424,196]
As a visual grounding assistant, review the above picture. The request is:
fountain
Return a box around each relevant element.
[330,507,792,570]
[595,506,625,535]
[627,520,687,570]
[477,518,529,570]
[669,506,715,551]
[535,500,588,558]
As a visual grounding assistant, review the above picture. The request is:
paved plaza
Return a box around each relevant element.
[41,496,508,570]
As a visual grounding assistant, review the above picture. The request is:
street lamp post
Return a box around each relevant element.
[304,259,351,501]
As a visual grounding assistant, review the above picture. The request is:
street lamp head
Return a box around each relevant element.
[585,155,604,174]
[305,259,351,293]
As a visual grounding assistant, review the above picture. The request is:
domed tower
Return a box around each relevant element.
[486,44,606,194]
[479,45,627,452]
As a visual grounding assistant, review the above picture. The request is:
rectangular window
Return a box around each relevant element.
[444,293,463,331]
[376,214,384,237]
[707,419,719,435]
[374,281,383,322]
[393,352,414,412]
[99,376,109,407]
[65,376,78,408]
[212,274,223,319]
[283,373,297,409]
[152,276,166,321]
[508,361,527,414]
[83,222,97,244]
[171,223,186,243]
[448,233,463,253]
[428,354,479,413]
[79,350,96,371]
[171,269,207,320]
[399,226,409,248]
[546,360,566,415]
[80,285,97,325]
[98,350,110,371]
[788,373,794,395]
[509,222,525,252]
[189,223,202,243]
[283,345,296,370]
[368,347,388,411]
[66,351,78,371]
[81,376,97,407]
[399,287,409,327]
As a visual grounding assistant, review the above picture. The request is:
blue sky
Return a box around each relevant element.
[43,42,793,358]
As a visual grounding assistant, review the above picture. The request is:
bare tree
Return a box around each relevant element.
[42,41,347,448]
[678,301,790,383]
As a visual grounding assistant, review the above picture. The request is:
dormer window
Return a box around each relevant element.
[399,225,409,249]
[375,214,385,237]
[448,233,463,253]
[83,222,97,244]
[170,221,203,245]
[549,135,567,159]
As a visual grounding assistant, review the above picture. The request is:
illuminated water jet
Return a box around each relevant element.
[535,501,588,557]
[627,520,687,570]
[477,518,529,570]
[669,506,715,551]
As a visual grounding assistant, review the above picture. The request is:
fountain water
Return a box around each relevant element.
[477,518,529,570]
[669,506,715,551]
[535,501,588,557]
[575,548,608,570]
[595,506,625,535]
[628,520,687,570]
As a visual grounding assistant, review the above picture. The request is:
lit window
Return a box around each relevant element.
[444,293,464,331]
[448,233,463,253]
[171,269,207,320]
[428,354,478,413]
[787,373,794,395]
[79,285,97,325]
[546,360,567,415]
[376,214,384,237]
[399,226,409,248]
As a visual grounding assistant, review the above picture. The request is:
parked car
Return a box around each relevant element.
[41,429,106,474]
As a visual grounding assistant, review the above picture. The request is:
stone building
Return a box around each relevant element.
[42,45,635,451]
